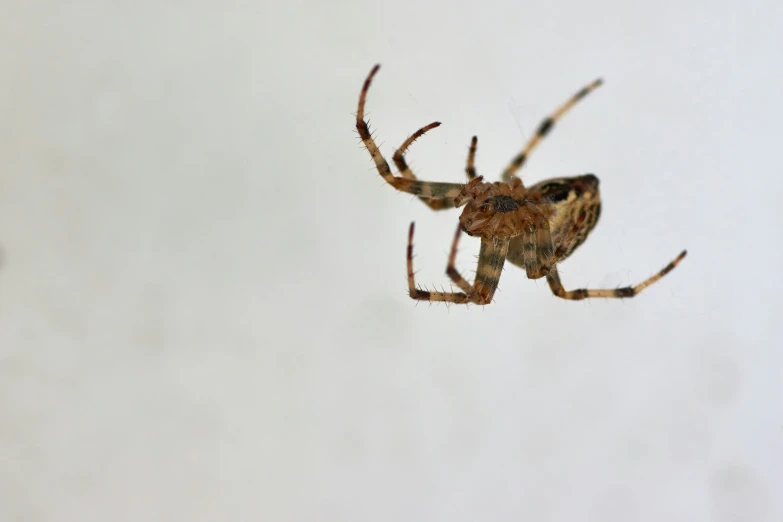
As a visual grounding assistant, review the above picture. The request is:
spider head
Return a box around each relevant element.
[456,177,535,239]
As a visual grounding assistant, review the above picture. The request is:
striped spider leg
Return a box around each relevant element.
[503,174,687,300]
[501,78,604,183]
[356,64,465,209]
[391,123,478,210]
[521,201,688,300]
[544,247,688,300]
[407,221,509,305]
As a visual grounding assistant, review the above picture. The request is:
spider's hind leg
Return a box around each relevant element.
[545,250,688,300]
[501,78,603,182]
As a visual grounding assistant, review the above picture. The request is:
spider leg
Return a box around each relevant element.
[501,78,603,183]
[514,219,558,279]
[472,237,510,303]
[356,65,464,204]
[465,136,478,180]
[505,211,588,276]
[444,223,480,296]
[545,250,688,300]
[393,122,457,211]
[504,218,563,279]
[407,223,509,304]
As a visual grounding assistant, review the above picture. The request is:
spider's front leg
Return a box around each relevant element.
[392,131,482,211]
[407,222,509,305]
[392,122,456,211]
[356,65,464,207]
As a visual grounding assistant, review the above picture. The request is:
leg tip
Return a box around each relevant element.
[363,64,381,89]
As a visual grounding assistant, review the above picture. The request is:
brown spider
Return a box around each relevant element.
[356,64,687,305]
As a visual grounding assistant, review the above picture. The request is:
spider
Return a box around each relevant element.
[355,64,687,305]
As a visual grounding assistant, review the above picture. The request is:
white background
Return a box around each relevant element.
[1,1,781,521]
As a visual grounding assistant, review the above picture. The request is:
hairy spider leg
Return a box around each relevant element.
[356,65,463,206]
[545,250,687,300]
[407,222,509,304]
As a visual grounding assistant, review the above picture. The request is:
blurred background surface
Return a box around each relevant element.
[1,1,781,521]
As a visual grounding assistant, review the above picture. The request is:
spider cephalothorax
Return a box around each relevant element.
[456,176,547,241]
[355,64,686,305]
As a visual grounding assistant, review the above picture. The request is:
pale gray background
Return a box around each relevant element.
[0,1,781,521]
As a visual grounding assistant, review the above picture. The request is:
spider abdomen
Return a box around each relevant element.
[531,174,602,261]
